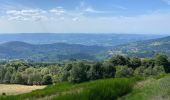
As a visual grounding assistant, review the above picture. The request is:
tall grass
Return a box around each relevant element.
[124,75,170,100]
[0,78,138,100]
[54,78,135,100]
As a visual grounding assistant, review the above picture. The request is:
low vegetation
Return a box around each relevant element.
[0,53,170,100]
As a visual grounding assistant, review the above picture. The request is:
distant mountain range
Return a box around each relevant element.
[0,41,109,62]
[0,34,169,62]
[0,33,164,46]
[110,36,170,57]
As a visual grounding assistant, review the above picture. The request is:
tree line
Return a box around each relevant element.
[0,54,170,85]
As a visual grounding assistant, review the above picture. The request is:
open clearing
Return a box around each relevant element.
[0,84,46,95]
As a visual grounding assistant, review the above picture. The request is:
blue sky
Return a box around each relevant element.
[0,0,170,34]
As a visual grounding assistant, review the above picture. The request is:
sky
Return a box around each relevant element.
[0,0,170,34]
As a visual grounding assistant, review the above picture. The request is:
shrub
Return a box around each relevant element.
[115,66,134,78]
[42,75,52,85]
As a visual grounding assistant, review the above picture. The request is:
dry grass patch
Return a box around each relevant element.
[0,84,46,95]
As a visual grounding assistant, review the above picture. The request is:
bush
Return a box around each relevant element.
[134,66,146,77]
[68,62,88,83]
[115,66,134,78]
[42,75,52,85]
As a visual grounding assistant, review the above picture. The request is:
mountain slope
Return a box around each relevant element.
[0,33,164,46]
[0,41,109,62]
[110,36,170,57]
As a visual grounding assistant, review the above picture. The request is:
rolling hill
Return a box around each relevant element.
[0,33,164,46]
[110,36,170,57]
[0,41,109,62]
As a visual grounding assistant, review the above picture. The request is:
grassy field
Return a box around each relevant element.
[123,75,170,100]
[0,75,169,100]
[0,84,46,95]
[0,78,136,100]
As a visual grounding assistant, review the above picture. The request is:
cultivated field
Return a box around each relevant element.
[0,84,46,95]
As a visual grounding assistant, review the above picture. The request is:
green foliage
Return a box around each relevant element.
[124,75,170,100]
[102,62,116,78]
[87,62,103,80]
[54,78,135,100]
[68,62,88,83]
[0,54,169,85]
[154,54,170,73]
[128,57,141,69]
[155,54,169,66]
[115,66,134,78]
[109,55,129,66]
[42,75,52,85]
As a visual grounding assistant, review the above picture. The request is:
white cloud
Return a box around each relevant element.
[49,7,65,15]
[1,4,170,34]
[1,11,170,34]
[6,9,47,21]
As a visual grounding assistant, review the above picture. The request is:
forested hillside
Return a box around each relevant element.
[0,33,163,46]
[0,41,109,62]
[110,36,170,57]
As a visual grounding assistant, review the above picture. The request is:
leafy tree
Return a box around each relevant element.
[3,71,12,83]
[110,55,129,66]
[87,62,103,80]
[154,54,170,73]
[128,57,141,69]
[42,75,52,85]
[115,66,134,78]
[69,62,88,83]
[0,66,6,83]
[153,66,165,75]
[142,58,155,67]
[143,66,154,76]
[102,62,116,78]
[134,66,146,77]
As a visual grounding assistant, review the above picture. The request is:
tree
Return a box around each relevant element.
[10,72,23,84]
[143,66,154,76]
[87,62,103,80]
[3,71,12,83]
[155,54,170,73]
[69,62,88,83]
[115,66,134,78]
[102,62,116,78]
[153,66,165,75]
[42,75,52,85]
[109,55,129,66]
[128,57,141,69]
[134,66,146,77]
[142,58,155,67]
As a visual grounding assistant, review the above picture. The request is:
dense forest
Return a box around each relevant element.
[0,41,109,62]
[0,53,169,85]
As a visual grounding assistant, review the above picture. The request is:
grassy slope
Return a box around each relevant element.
[123,75,170,100]
[0,75,169,100]
[0,78,135,100]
